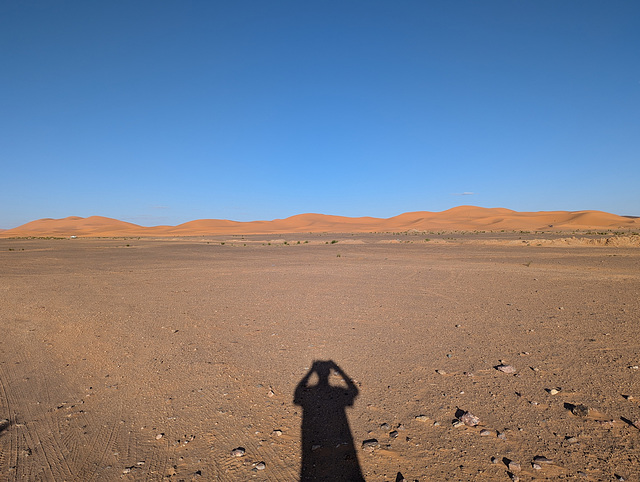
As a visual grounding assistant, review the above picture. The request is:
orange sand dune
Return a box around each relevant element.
[3,206,639,237]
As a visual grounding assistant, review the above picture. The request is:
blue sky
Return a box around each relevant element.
[2,1,639,228]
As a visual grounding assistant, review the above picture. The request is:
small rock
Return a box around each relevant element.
[479,429,491,436]
[508,472,520,482]
[460,411,480,427]
[272,429,282,436]
[547,388,560,395]
[497,431,507,440]
[496,364,516,374]
[255,462,266,470]
[533,455,553,465]
[530,401,539,406]
[508,461,521,472]
[616,475,625,481]
[415,415,429,422]
[436,369,447,375]
[380,423,390,430]
[433,421,440,426]
[311,444,321,451]
[571,404,589,417]
[577,471,588,477]
[622,394,634,400]
[490,456,500,464]
[532,463,542,470]
[452,420,464,428]
[122,467,132,474]
[389,430,398,438]
[361,439,379,452]
[565,436,578,443]
[231,447,246,457]
[628,365,638,370]
[464,372,474,377]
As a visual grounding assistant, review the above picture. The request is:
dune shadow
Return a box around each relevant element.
[294,360,365,481]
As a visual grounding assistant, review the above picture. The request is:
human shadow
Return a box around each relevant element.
[294,360,365,481]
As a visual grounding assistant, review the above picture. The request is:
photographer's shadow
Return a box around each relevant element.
[294,360,365,481]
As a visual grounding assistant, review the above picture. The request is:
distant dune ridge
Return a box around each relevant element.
[2,206,640,237]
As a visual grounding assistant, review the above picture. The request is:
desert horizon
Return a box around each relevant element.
[2,206,640,238]
[3,2,640,480]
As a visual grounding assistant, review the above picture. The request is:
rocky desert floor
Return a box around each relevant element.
[0,232,639,481]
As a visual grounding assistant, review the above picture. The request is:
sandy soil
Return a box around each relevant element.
[0,234,639,481]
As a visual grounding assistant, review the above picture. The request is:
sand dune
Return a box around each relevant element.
[3,206,639,237]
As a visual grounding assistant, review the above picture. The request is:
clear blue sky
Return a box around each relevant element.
[2,1,639,228]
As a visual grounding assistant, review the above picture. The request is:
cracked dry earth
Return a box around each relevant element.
[0,235,639,481]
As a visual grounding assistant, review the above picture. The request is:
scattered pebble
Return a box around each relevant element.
[571,404,589,417]
[272,429,282,436]
[497,431,507,440]
[547,388,560,395]
[508,461,521,472]
[255,462,266,470]
[415,415,429,422]
[436,369,447,375]
[479,429,491,436]
[530,401,539,406]
[155,433,164,440]
[491,456,500,464]
[460,411,480,427]
[496,364,516,374]
[464,372,474,377]
[622,394,634,400]
[122,467,132,474]
[565,436,578,443]
[532,463,542,470]
[231,447,246,457]
[433,421,440,426]
[533,456,553,465]
[361,439,379,452]
[629,366,639,370]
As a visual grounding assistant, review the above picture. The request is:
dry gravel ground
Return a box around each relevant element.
[0,234,639,481]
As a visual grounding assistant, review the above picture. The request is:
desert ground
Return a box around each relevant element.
[1,231,639,481]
